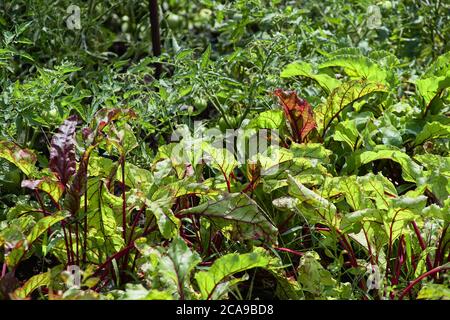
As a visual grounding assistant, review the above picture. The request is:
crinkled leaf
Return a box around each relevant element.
[202,142,238,179]
[319,54,388,84]
[49,115,78,186]
[6,212,67,267]
[0,140,37,176]
[181,193,277,243]
[287,174,338,226]
[317,80,387,136]
[417,283,450,300]
[158,237,201,299]
[274,89,317,142]
[297,251,351,299]
[245,110,285,129]
[333,119,360,149]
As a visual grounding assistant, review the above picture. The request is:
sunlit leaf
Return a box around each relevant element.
[195,248,272,299]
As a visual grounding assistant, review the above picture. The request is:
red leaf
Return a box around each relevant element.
[94,108,137,133]
[274,89,317,143]
[49,115,78,186]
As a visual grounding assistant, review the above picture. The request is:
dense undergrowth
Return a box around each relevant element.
[0,0,449,300]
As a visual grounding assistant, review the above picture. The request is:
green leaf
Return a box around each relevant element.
[201,44,211,69]
[21,177,65,203]
[12,272,49,299]
[339,175,364,210]
[27,213,67,245]
[0,140,37,176]
[417,283,450,300]
[256,145,330,191]
[202,142,238,179]
[158,237,201,299]
[319,54,388,84]
[385,195,427,240]
[181,193,277,243]
[149,200,180,240]
[340,208,382,233]
[116,284,174,300]
[297,251,351,299]
[84,180,125,259]
[290,143,333,163]
[333,119,360,149]
[245,110,285,129]
[6,212,67,267]
[195,248,272,299]
[422,51,450,78]
[416,74,450,107]
[348,146,423,183]
[422,199,450,221]
[414,122,450,146]
[316,80,387,136]
[413,154,450,203]
[281,61,340,93]
[117,162,154,193]
[287,174,338,226]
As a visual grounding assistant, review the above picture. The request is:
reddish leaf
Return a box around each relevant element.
[94,108,137,133]
[274,89,317,143]
[0,140,37,175]
[65,108,136,216]
[49,115,78,187]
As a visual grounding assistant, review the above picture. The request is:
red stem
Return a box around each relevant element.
[411,221,433,271]
[434,224,448,269]
[61,222,71,265]
[1,262,6,278]
[362,226,374,265]
[93,242,136,277]
[83,188,88,265]
[121,156,127,241]
[398,265,449,300]
[223,172,231,193]
[127,206,146,244]
[273,247,304,257]
[67,223,75,263]
[75,222,79,265]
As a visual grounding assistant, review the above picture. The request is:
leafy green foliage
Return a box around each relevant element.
[0,0,449,301]
[195,248,274,300]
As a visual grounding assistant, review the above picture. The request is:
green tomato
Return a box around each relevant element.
[193,97,208,112]
[41,107,60,124]
[381,1,392,10]
[198,9,212,22]
[218,117,228,131]
[218,116,238,131]
[167,13,183,29]
[48,108,59,118]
